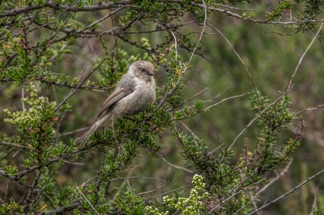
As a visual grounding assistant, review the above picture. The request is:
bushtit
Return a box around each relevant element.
[78,60,156,148]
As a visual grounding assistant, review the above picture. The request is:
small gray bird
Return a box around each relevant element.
[78,60,156,148]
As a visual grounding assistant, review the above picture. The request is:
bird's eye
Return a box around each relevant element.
[141,68,146,73]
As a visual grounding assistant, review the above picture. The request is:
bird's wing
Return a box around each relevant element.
[97,75,136,119]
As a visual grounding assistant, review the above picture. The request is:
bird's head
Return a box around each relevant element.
[129,60,155,80]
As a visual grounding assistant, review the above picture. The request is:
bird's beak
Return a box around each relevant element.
[148,71,154,76]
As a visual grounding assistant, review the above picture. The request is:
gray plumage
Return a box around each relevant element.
[78,60,156,148]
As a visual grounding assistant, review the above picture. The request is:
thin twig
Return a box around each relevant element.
[169,87,208,111]
[152,0,208,113]
[21,84,26,111]
[148,185,191,200]
[54,59,106,112]
[227,90,291,152]
[286,21,324,90]
[192,2,324,25]
[160,156,193,173]
[296,104,324,115]
[310,186,320,215]
[257,159,293,195]
[207,23,258,92]
[203,92,250,111]
[248,169,324,215]
[0,141,30,149]
[138,180,169,195]
[58,127,89,137]
[76,185,100,215]
[207,180,262,214]
[77,6,126,33]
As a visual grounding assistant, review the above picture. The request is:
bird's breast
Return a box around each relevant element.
[112,77,156,116]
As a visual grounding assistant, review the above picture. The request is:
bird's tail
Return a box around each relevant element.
[77,113,111,149]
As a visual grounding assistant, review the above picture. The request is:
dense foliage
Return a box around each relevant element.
[0,0,323,214]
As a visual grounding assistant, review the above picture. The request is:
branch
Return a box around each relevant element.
[192,2,324,25]
[2,0,323,26]
[0,141,29,149]
[37,202,80,215]
[0,78,106,92]
[0,1,133,18]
